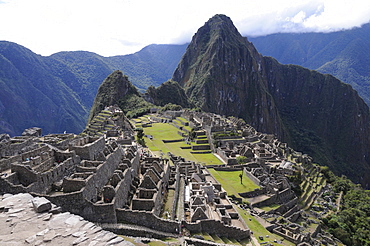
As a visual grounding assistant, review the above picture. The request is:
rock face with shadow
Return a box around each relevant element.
[172,14,370,187]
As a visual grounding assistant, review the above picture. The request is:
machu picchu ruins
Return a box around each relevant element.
[0,106,347,245]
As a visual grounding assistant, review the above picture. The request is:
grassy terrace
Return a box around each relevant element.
[236,207,294,246]
[207,170,260,197]
[141,122,222,165]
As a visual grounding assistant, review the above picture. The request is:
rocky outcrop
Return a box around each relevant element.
[22,127,42,137]
[88,70,139,123]
[144,80,190,108]
[172,15,287,139]
[172,14,370,187]
[0,193,131,245]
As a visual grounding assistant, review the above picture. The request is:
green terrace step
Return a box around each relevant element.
[94,118,105,123]
[220,236,233,244]
[210,234,224,244]
[101,110,112,115]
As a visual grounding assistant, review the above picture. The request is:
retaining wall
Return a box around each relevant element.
[162,139,184,143]
[191,145,211,151]
[184,220,250,240]
[243,169,261,186]
[116,209,180,234]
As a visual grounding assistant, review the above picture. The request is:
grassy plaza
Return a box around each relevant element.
[138,122,223,165]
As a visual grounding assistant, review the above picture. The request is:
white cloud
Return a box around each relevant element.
[0,0,369,56]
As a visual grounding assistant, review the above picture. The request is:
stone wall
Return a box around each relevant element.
[69,136,105,160]
[216,148,229,163]
[184,220,250,240]
[195,139,209,144]
[7,153,79,194]
[243,169,261,186]
[191,145,211,151]
[0,137,35,158]
[116,209,180,234]
[46,188,117,224]
[113,168,133,209]
[0,155,22,172]
[10,163,38,186]
[252,194,277,207]
[102,224,177,239]
[171,171,181,220]
[82,146,125,202]
[162,139,184,143]
[0,173,30,194]
[277,188,295,203]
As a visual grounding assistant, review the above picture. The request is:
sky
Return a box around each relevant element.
[0,0,370,57]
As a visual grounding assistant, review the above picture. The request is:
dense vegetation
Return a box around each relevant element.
[0,42,186,135]
[145,80,190,108]
[321,167,370,245]
[0,42,88,136]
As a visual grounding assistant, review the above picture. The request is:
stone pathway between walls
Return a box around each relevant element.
[0,193,134,246]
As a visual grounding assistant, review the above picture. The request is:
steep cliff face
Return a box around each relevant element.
[172,14,370,187]
[172,15,287,139]
[264,58,370,183]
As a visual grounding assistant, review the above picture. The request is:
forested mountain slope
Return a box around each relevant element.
[250,23,370,106]
[0,41,186,135]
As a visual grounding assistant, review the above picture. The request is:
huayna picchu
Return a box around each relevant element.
[172,14,370,188]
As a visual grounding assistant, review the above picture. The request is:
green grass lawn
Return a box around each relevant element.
[162,189,175,219]
[259,203,281,212]
[207,169,260,197]
[142,123,223,165]
[143,123,181,140]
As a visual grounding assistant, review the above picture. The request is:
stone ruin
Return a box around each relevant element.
[176,109,338,245]
[1,108,342,245]
[0,107,253,243]
[168,153,250,239]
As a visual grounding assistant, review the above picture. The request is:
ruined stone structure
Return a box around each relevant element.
[1,108,340,245]
[132,157,170,215]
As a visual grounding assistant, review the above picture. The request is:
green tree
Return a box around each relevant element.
[236,156,247,164]
[134,128,146,146]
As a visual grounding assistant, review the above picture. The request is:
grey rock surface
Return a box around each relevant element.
[32,197,52,213]
[0,193,134,245]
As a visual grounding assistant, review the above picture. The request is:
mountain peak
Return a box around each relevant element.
[87,70,138,123]
[172,15,370,187]
[191,14,244,49]
[204,14,235,29]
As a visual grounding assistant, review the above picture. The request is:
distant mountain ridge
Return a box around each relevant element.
[3,15,370,188]
[249,23,370,106]
[3,20,370,137]
[0,41,186,135]
[172,14,370,187]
